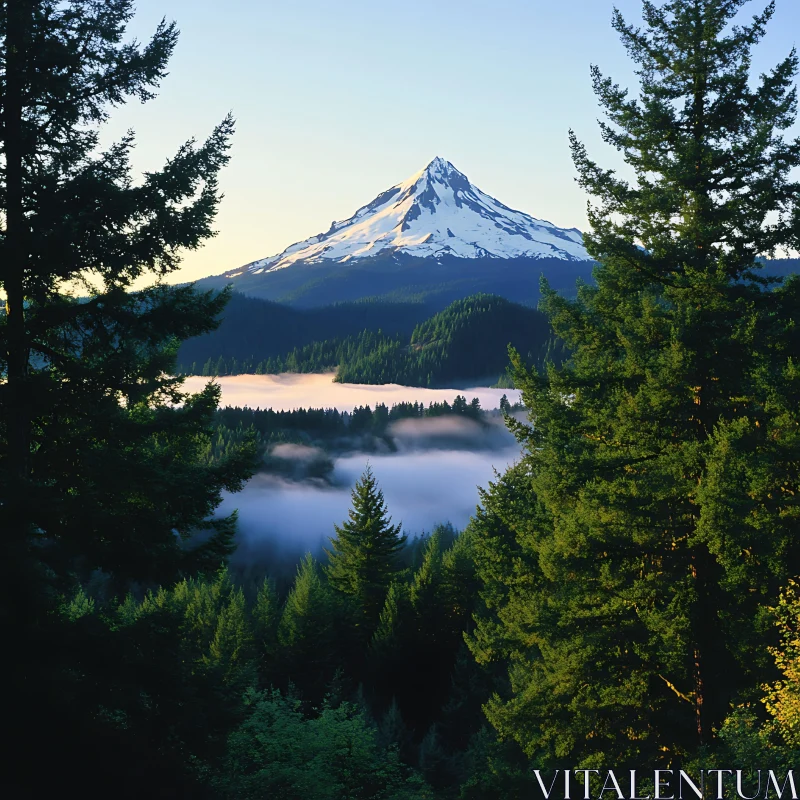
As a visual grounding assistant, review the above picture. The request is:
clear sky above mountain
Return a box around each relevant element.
[101,0,800,284]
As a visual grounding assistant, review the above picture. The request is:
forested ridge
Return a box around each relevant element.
[195,248,601,308]
[176,291,436,372]
[335,294,563,386]
[3,1,800,798]
[180,294,566,387]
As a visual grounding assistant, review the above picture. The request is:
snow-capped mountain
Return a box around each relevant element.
[197,157,596,307]
[227,157,590,279]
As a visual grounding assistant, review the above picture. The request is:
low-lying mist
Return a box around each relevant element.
[219,413,524,572]
[388,415,518,451]
[182,373,522,412]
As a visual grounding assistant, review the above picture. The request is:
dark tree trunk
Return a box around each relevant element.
[3,0,30,516]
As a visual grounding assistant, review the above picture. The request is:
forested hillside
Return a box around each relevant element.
[181,294,567,387]
[335,294,563,385]
[196,249,598,308]
[176,292,434,369]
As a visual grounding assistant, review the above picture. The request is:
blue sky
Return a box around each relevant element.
[102,0,800,283]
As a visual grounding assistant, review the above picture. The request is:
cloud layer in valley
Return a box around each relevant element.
[182,373,522,413]
[219,418,522,570]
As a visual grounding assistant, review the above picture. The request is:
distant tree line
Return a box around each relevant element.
[205,395,511,467]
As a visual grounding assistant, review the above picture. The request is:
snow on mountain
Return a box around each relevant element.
[228,157,591,278]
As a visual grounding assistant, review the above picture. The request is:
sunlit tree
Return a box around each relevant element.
[469,0,800,765]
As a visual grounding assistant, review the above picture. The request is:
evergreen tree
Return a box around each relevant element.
[325,465,407,636]
[252,577,281,683]
[204,586,256,692]
[410,529,446,648]
[439,524,480,644]
[277,554,339,703]
[707,580,800,769]
[0,2,247,595]
[0,2,253,791]
[368,579,415,715]
[469,397,482,418]
[216,689,433,800]
[468,0,800,766]
[367,527,481,739]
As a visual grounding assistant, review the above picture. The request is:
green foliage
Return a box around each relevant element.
[368,524,484,749]
[468,0,800,766]
[41,472,491,797]
[763,579,800,751]
[713,707,793,771]
[37,569,260,795]
[180,293,561,388]
[0,1,256,597]
[13,0,800,792]
[205,586,255,688]
[138,567,257,693]
[216,689,434,800]
[53,560,452,797]
[63,587,96,621]
[205,396,497,474]
[0,3,254,792]
[252,577,281,679]
[326,466,408,636]
[693,582,800,770]
[335,294,557,387]
[0,1,510,796]
[278,554,341,703]
[456,728,540,800]
[176,293,433,373]
[410,530,445,622]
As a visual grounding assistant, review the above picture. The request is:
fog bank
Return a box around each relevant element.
[182,373,522,412]
[194,374,527,569]
[221,444,521,566]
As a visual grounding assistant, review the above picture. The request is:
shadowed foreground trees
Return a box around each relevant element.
[0,0,252,600]
[5,0,800,794]
[0,1,253,792]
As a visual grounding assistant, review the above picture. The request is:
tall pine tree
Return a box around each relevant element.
[277,554,339,704]
[0,2,254,791]
[0,0,251,603]
[469,0,800,766]
[326,464,407,637]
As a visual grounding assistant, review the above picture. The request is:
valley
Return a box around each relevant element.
[185,373,525,585]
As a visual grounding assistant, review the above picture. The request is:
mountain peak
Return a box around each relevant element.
[233,159,591,275]
[423,155,457,176]
[415,157,469,189]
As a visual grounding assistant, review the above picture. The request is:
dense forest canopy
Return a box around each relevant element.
[175,292,436,370]
[205,394,505,472]
[0,0,254,792]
